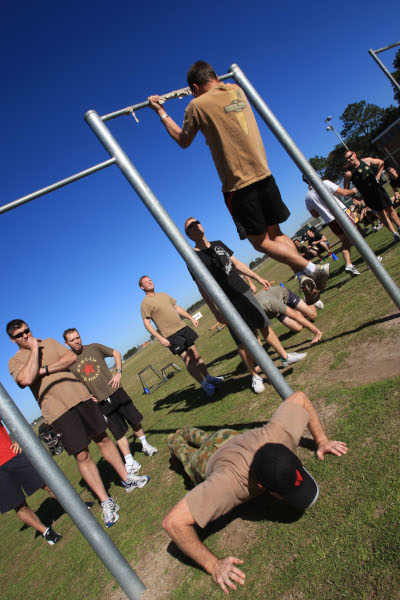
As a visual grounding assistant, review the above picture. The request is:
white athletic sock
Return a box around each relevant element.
[43,527,50,536]
[124,453,134,466]
[304,262,317,277]
[139,435,147,447]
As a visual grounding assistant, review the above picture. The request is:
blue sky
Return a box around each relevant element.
[1,0,399,422]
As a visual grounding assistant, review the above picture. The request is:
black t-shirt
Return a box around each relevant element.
[189,240,250,300]
[308,231,323,245]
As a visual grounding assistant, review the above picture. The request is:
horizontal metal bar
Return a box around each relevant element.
[0,382,145,599]
[100,72,233,122]
[0,158,116,216]
[372,41,400,54]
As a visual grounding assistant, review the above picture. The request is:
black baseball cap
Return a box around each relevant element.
[252,443,319,510]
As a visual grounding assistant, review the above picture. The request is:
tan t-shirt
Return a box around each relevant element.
[140,292,186,338]
[185,401,309,528]
[69,343,117,402]
[256,287,288,319]
[8,338,91,424]
[182,82,271,193]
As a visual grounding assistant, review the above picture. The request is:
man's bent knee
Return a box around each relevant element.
[75,448,90,463]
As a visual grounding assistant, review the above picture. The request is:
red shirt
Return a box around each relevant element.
[0,420,16,466]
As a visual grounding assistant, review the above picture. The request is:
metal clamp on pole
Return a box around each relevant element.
[0,383,146,599]
[229,63,400,310]
[84,109,293,400]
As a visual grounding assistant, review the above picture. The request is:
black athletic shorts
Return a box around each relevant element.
[224,175,290,240]
[227,290,271,345]
[51,399,107,456]
[100,387,143,441]
[167,326,198,356]
[363,188,392,212]
[277,289,301,323]
[0,453,44,513]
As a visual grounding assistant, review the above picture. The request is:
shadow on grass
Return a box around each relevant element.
[19,497,65,535]
[205,348,238,369]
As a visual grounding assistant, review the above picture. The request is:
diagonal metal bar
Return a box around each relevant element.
[0,158,116,216]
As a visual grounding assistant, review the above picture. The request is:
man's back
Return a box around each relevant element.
[183,83,270,192]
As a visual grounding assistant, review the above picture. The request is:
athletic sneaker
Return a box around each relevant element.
[205,373,224,386]
[313,264,330,291]
[393,232,400,243]
[85,501,95,510]
[101,499,119,528]
[122,474,150,493]
[314,300,324,309]
[126,458,141,474]
[345,265,360,276]
[252,375,265,394]
[201,380,216,397]
[109,497,120,512]
[281,352,307,367]
[43,527,62,545]
[142,442,158,457]
[299,275,320,306]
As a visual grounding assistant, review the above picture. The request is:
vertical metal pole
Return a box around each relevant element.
[368,48,400,95]
[84,110,294,400]
[230,64,400,310]
[0,383,145,599]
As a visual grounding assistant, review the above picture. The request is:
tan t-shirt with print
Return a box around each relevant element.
[185,400,309,528]
[140,292,186,338]
[8,338,91,424]
[182,82,271,193]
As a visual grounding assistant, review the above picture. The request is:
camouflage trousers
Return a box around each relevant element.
[168,427,241,484]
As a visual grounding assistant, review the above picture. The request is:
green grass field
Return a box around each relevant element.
[1,224,400,600]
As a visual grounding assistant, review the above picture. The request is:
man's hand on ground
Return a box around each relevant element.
[211,557,245,594]
[108,373,122,389]
[316,440,348,460]
[159,337,171,347]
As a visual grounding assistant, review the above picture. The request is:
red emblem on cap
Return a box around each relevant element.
[295,469,303,487]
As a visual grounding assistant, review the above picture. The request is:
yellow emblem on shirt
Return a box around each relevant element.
[224,89,248,135]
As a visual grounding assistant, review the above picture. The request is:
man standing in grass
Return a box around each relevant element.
[139,276,223,397]
[147,60,330,305]
[7,320,149,529]
[164,391,347,593]
[0,420,62,545]
[184,217,307,394]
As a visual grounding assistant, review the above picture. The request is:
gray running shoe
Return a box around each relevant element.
[101,499,119,528]
[122,474,150,493]
[314,300,324,309]
[345,265,360,277]
[142,442,158,457]
[108,496,120,512]
[281,352,307,367]
[313,264,330,291]
[126,458,141,474]
[299,275,320,306]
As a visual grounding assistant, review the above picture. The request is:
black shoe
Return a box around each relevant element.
[85,501,95,510]
[43,527,62,545]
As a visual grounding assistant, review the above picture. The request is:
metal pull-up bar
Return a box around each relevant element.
[369,41,400,95]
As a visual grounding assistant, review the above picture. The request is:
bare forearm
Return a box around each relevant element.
[303,395,328,445]
[143,320,165,343]
[113,350,122,370]
[175,305,192,320]
[166,522,218,575]
[17,349,40,387]
[286,307,319,335]
[39,350,77,376]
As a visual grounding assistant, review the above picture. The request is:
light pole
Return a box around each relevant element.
[325,116,349,150]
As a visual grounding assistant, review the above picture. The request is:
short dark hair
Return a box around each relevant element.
[6,319,27,337]
[138,275,150,288]
[63,328,78,342]
[184,216,196,233]
[187,61,218,89]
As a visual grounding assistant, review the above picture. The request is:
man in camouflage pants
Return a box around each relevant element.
[168,427,241,484]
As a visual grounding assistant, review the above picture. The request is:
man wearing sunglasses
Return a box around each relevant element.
[184,218,307,393]
[147,60,330,305]
[164,390,348,593]
[343,151,400,243]
[7,320,149,529]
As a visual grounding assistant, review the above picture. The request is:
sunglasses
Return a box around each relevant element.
[186,220,200,232]
[11,327,30,339]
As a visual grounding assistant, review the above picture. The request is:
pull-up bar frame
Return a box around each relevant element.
[368,41,400,95]
[2,61,400,600]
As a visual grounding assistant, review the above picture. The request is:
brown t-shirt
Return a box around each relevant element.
[140,292,186,338]
[8,338,91,424]
[185,401,309,528]
[182,82,271,193]
[256,287,288,319]
[68,343,117,402]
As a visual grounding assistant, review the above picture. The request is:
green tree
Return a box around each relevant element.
[340,101,386,138]
[390,47,400,105]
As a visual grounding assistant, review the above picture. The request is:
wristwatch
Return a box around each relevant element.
[116,369,122,373]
